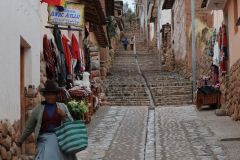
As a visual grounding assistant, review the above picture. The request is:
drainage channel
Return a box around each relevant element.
[134,44,156,160]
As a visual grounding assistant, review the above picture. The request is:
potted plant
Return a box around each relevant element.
[66,100,89,120]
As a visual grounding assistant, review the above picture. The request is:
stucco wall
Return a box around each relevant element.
[172,0,212,68]
[172,0,187,61]
[0,0,41,122]
[225,0,240,67]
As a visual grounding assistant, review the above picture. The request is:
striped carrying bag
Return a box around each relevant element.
[55,120,88,154]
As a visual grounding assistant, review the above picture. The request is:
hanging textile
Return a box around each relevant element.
[53,27,67,86]
[72,34,80,61]
[211,64,219,85]
[219,24,228,74]
[43,35,57,80]
[41,0,66,7]
[84,45,91,72]
[208,36,214,57]
[62,35,73,75]
[79,49,86,72]
[221,24,228,58]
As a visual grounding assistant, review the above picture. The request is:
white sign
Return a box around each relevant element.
[48,4,84,27]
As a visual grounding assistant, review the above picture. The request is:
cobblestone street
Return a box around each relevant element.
[2,0,240,160]
[75,27,229,159]
[77,106,227,160]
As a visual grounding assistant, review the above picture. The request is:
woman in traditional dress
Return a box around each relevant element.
[17,80,77,160]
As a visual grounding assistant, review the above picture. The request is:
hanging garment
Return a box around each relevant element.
[53,27,67,86]
[222,24,227,48]
[71,34,80,62]
[221,24,228,59]
[212,29,216,46]
[213,42,220,66]
[84,45,91,72]
[80,48,86,72]
[218,27,222,49]
[220,53,227,74]
[208,37,214,57]
[43,35,57,80]
[62,35,73,75]
[211,64,219,85]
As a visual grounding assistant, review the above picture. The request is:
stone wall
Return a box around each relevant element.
[161,23,174,71]
[196,49,213,80]
[222,59,240,120]
[0,120,34,160]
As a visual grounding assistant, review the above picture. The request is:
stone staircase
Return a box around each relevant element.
[144,72,193,106]
[102,22,193,107]
[102,52,150,106]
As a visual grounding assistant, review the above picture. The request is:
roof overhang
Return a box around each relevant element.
[201,0,227,10]
[162,0,175,10]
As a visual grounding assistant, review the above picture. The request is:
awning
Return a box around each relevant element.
[201,0,208,8]
[162,0,175,10]
[201,0,227,10]
[79,0,106,25]
[93,25,109,48]
[78,0,109,47]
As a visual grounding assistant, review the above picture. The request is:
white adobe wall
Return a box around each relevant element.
[0,0,41,122]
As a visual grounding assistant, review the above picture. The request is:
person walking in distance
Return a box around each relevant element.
[122,37,129,51]
[130,37,134,50]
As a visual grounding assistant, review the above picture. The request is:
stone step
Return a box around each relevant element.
[105,98,150,102]
[152,91,192,96]
[106,97,150,100]
[105,93,148,97]
[104,102,150,106]
[154,95,193,101]
[150,85,192,89]
[156,99,193,104]
[156,100,193,106]
[104,90,147,93]
[151,85,192,90]
[105,85,145,88]
[105,91,148,95]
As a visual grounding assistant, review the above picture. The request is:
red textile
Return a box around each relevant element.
[41,0,61,6]
[220,52,227,74]
[71,34,80,61]
[62,35,72,74]
[43,34,57,80]
[222,24,227,48]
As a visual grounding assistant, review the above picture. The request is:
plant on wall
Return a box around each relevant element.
[106,16,118,39]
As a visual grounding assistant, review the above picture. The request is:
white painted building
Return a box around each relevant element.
[0,0,41,122]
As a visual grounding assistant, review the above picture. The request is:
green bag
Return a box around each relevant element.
[55,120,88,154]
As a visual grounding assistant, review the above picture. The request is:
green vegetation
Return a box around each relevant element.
[123,2,136,24]
[66,100,88,120]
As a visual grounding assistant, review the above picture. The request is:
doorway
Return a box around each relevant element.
[20,37,30,154]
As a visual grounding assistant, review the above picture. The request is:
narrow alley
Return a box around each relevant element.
[76,29,226,160]
[2,0,240,160]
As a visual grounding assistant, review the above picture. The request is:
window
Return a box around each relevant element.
[234,0,238,33]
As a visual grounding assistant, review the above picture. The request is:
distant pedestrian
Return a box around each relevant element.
[130,37,134,50]
[122,37,129,51]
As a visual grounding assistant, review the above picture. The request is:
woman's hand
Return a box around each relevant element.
[57,108,67,119]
